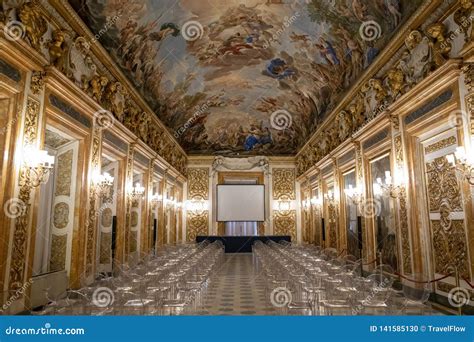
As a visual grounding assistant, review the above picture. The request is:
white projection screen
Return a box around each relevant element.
[217,185,265,222]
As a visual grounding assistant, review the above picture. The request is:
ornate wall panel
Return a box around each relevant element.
[9,98,40,291]
[85,124,102,276]
[49,234,67,272]
[272,169,296,200]
[394,134,413,275]
[186,168,209,242]
[54,150,73,196]
[273,210,296,241]
[425,154,470,284]
[272,168,297,239]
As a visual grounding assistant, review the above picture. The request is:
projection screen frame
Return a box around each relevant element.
[216,184,266,222]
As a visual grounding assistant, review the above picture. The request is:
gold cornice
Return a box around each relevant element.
[49,0,187,158]
[43,67,185,180]
[296,59,462,180]
[0,35,47,71]
[296,0,448,157]
[388,59,462,117]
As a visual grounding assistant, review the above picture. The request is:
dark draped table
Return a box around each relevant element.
[195,236,291,253]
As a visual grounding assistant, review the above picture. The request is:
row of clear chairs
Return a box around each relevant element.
[29,241,224,315]
[254,241,435,315]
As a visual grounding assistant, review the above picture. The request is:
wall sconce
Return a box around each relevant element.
[22,147,55,188]
[447,146,474,185]
[129,182,145,205]
[165,196,175,210]
[278,198,292,212]
[92,171,114,199]
[344,184,363,205]
[324,190,337,206]
[310,196,323,210]
[376,170,404,198]
[186,198,208,214]
[151,193,162,208]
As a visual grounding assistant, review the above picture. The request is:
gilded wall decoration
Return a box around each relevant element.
[55,150,73,196]
[393,133,413,274]
[99,232,112,264]
[130,232,137,253]
[53,202,69,229]
[432,220,469,279]
[273,210,296,241]
[424,153,469,280]
[30,71,46,95]
[101,208,113,228]
[186,168,209,242]
[424,136,457,154]
[398,188,412,274]
[124,144,135,254]
[186,212,209,242]
[426,156,462,213]
[272,169,296,200]
[49,234,67,272]
[9,98,40,290]
[85,126,101,275]
[328,203,338,249]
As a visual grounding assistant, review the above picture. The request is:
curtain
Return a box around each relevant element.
[224,221,258,236]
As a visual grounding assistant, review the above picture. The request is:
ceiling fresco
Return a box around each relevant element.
[69,0,423,156]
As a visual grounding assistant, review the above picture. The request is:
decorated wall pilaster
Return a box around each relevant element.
[83,120,103,280]
[186,168,209,242]
[272,168,296,241]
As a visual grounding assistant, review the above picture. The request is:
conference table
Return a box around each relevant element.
[195,235,291,253]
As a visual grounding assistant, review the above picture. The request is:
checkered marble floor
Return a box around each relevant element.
[196,253,277,315]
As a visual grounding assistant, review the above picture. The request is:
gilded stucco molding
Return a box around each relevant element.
[8,98,40,291]
[186,168,209,242]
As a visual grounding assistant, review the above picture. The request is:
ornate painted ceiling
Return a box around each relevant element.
[69,0,423,156]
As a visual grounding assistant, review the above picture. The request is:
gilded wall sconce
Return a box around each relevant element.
[447,146,474,185]
[324,190,337,206]
[376,170,405,198]
[151,193,163,209]
[92,171,114,200]
[344,184,364,205]
[310,196,322,210]
[129,182,145,206]
[22,147,55,188]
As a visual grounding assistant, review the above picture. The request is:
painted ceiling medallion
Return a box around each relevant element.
[70,0,423,155]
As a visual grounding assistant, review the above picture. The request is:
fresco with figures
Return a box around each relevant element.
[70,0,423,155]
